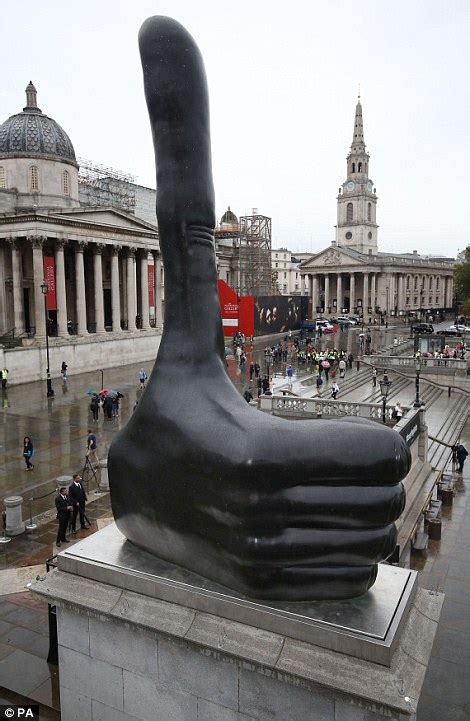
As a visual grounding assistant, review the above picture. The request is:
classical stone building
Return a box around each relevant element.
[0,83,163,383]
[300,97,455,320]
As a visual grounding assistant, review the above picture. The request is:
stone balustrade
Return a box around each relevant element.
[260,395,411,423]
[368,354,468,374]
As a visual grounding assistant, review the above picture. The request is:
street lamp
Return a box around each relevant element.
[414,358,422,408]
[40,281,54,398]
[379,374,393,424]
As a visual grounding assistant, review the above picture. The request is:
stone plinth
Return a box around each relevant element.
[30,524,444,721]
[4,495,25,536]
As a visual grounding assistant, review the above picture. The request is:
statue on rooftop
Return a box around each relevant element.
[108,16,410,601]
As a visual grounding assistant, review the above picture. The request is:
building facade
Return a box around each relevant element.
[300,96,455,320]
[0,84,163,382]
[271,248,303,295]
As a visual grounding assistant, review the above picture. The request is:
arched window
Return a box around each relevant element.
[406,276,410,290]
[414,276,418,290]
[0,166,5,189]
[367,202,371,221]
[352,162,355,173]
[346,202,353,222]
[358,162,362,172]
[63,170,70,196]
[30,165,39,191]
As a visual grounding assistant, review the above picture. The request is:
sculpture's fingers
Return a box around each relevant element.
[200,483,405,530]
[138,16,215,229]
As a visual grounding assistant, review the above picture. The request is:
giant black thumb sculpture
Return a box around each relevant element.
[108,16,410,601]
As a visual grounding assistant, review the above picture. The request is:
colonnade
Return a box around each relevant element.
[301,270,454,316]
[5,235,163,341]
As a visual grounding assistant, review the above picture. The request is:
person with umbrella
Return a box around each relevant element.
[321,358,330,382]
[89,393,100,422]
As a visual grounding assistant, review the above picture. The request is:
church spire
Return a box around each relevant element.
[352,93,365,147]
[23,81,41,113]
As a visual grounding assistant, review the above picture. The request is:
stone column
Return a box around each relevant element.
[55,239,68,338]
[371,273,376,313]
[324,274,330,312]
[363,273,369,314]
[126,248,137,331]
[349,273,355,313]
[312,275,319,315]
[93,245,106,334]
[300,274,306,296]
[30,235,46,340]
[7,238,25,334]
[75,242,88,335]
[140,251,151,330]
[155,254,163,329]
[336,274,343,313]
[397,274,405,313]
[111,246,122,333]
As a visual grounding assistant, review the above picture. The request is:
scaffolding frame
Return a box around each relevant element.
[78,157,137,214]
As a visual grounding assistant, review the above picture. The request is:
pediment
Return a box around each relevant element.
[52,206,158,233]
[300,246,363,269]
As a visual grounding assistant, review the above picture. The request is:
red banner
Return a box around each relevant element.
[148,263,155,308]
[217,280,254,337]
[43,255,57,311]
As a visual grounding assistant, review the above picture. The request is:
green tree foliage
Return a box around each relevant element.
[455,246,470,314]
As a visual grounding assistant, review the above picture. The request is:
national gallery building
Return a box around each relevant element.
[299,98,455,320]
[0,84,163,382]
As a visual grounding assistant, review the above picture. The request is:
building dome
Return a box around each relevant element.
[0,82,77,167]
[220,206,238,225]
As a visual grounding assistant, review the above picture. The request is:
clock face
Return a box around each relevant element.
[367,181,373,192]
[346,181,355,192]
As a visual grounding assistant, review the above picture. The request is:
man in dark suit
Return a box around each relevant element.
[68,474,89,533]
[55,487,72,547]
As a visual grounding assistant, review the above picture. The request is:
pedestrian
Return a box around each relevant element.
[372,368,377,388]
[90,394,100,422]
[68,473,89,533]
[454,442,468,474]
[103,395,114,419]
[338,358,346,379]
[392,402,403,421]
[347,352,354,370]
[239,352,246,373]
[86,429,99,466]
[262,376,271,395]
[249,362,254,380]
[254,362,260,378]
[243,389,253,403]
[331,381,339,400]
[316,374,323,395]
[22,436,34,470]
[61,361,68,381]
[257,376,262,398]
[322,359,330,381]
[138,368,148,388]
[286,364,293,390]
[1,367,8,389]
[55,486,73,547]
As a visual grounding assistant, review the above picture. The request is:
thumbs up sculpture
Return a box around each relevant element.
[108,16,410,601]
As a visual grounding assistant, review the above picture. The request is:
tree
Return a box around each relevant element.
[454,246,470,316]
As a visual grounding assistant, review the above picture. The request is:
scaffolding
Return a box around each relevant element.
[237,211,272,296]
[78,157,136,214]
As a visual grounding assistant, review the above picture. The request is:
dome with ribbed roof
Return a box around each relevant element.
[0,82,77,167]
[220,206,238,224]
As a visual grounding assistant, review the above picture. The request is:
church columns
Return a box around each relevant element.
[363,273,369,313]
[312,275,319,314]
[349,273,355,312]
[397,274,405,313]
[140,251,151,330]
[300,274,306,296]
[324,275,330,312]
[93,245,106,334]
[126,248,137,331]
[111,246,122,333]
[55,239,68,338]
[336,274,343,313]
[371,273,376,313]
[75,242,88,335]
[8,238,25,334]
[30,235,46,340]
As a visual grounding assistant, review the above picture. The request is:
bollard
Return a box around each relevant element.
[448,386,451,397]
[0,510,12,544]
[98,458,109,492]
[25,497,38,532]
[4,495,25,536]
[441,488,454,506]
[428,519,442,541]
[356,360,360,371]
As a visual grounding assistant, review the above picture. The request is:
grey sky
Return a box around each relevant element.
[1,0,469,256]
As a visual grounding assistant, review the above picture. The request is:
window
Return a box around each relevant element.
[406,276,410,290]
[429,277,433,289]
[275,262,278,268]
[346,203,353,222]
[284,272,287,279]
[367,202,371,221]
[30,165,39,191]
[352,163,355,173]
[414,297,418,305]
[0,166,5,189]
[63,170,70,196]
[358,162,362,172]
[436,278,440,289]
[429,296,432,305]
[414,277,418,290]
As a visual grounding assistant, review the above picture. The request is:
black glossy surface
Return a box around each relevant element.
[108,16,411,601]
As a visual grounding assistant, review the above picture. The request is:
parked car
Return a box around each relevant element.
[337,316,357,326]
[410,323,434,334]
[436,329,462,337]
[316,320,336,333]
[449,325,470,333]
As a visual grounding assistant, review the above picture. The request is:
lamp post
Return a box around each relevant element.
[414,358,422,408]
[40,281,54,398]
[379,374,392,424]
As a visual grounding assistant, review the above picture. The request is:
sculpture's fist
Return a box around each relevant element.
[108,16,411,601]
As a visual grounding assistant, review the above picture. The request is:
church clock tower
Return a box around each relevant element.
[336,95,378,254]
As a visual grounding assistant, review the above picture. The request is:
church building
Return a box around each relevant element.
[300,96,455,320]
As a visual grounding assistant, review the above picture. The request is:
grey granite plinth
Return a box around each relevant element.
[56,523,417,667]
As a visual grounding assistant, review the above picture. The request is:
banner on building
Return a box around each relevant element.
[43,255,57,311]
[148,262,155,308]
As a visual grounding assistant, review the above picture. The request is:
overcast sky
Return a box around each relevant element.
[1,1,469,256]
